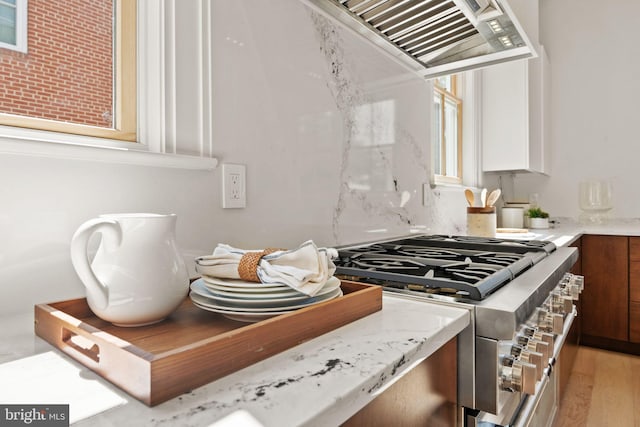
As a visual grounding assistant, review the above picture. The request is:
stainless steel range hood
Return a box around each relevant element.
[303,0,536,79]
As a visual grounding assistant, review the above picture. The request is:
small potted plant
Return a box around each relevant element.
[527,207,550,229]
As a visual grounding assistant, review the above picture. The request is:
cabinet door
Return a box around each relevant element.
[631,302,640,343]
[629,237,640,301]
[629,237,640,343]
[481,46,549,174]
[481,60,529,172]
[581,235,628,341]
[343,338,457,426]
[570,238,582,275]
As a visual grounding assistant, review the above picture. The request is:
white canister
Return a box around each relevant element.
[467,207,496,237]
[501,207,524,228]
[529,217,550,229]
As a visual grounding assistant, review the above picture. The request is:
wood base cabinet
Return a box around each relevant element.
[629,237,640,343]
[631,302,640,343]
[581,235,628,342]
[581,235,640,353]
[342,337,457,427]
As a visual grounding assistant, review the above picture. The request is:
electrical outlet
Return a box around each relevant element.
[222,163,246,208]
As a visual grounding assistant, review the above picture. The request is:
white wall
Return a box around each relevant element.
[486,0,640,219]
[0,0,469,316]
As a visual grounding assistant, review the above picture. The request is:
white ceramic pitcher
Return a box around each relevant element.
[70,213,189,327]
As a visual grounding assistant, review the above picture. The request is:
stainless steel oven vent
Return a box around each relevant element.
[303,0,536,78]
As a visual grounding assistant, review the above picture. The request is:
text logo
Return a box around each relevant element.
[0,405,69,426]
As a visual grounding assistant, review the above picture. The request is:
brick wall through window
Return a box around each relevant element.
[0,0,113,128]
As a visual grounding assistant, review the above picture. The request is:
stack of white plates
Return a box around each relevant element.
[189,276,342,323]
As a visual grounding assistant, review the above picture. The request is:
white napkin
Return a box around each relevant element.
[195,240,338,296]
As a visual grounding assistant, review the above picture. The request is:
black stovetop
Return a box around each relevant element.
[334,234,556,300]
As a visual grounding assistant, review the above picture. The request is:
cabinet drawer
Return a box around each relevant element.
[632,262,640,302]
[630,237,640,261]
[631,302,640,343]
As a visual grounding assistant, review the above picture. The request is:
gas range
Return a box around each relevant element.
[334,234,582,426]
[335,234,555,301]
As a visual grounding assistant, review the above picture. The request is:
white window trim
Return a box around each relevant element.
[430,71,481,188]
[0,0,27,53]
[0,126,216,170]
[461,70,482,188]
[0,0,218,171]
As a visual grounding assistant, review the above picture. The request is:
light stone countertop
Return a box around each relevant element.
[1,294,470,427]
[497,217,640,247]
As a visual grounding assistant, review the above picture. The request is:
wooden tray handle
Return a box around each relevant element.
[62,327,101,363]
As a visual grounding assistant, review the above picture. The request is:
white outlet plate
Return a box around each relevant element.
[222,163,246,208]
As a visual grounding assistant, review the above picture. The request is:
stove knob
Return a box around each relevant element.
[515,333,550,368]
[560,273,584,300]
[499,356,537,395]
[532,331,555,356]
[519,349,544,379]
[508,343,543,377]
[526,339,550,364]
[515,334,532,350]
[548,291,574,315]
[509,343,524,358]
[521,325,537,338]
[563,285,580,300]
[520,329,553,356]
[560,295,574,314]
[512,360,537,395]
[547,313,564,334]
[536,309,564,334]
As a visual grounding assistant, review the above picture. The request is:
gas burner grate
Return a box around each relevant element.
[334,234,554,300]
[350,257,426,271]
[394,247,463,258]
[336,254,514,300]
[383,234,557,254]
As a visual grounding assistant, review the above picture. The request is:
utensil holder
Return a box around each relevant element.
[467,207,496,237]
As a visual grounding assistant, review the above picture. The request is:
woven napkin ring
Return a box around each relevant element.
[238,248,282,282]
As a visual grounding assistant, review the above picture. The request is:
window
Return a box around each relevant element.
[0,0,136,141]
[432,74,463,185]
[0,0,27,53]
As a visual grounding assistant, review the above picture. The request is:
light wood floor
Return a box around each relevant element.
[554,346,640,427]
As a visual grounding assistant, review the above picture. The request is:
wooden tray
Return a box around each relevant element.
[34,280,381,406]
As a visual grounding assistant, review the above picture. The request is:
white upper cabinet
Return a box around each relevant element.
[481,0,550,174]
[481,47,550,174]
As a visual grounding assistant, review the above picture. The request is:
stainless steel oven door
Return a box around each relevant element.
[512,308,576,427]
[465,372,551,427]
[466,308,576,427]
[511,368,555,427]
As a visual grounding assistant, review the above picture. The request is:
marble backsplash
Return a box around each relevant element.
[209,0,468,248]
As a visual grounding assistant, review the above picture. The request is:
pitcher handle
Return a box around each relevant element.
[70,218,122,310]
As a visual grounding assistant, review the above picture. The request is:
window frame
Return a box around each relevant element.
[0,0,27,53]
[433,74,463,185]
[0,0,218,171]
[0,0,137,142]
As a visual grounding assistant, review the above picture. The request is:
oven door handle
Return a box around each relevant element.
[511,372,550,427]
[550,306,577,364]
